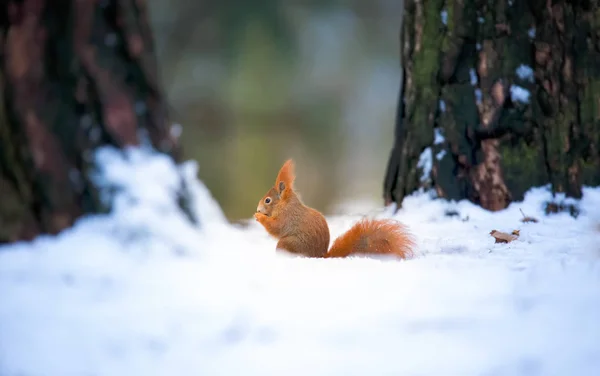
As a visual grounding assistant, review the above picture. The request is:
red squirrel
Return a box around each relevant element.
[254,159,415,259]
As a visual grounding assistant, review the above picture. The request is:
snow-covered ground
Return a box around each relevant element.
[1,147,599,376]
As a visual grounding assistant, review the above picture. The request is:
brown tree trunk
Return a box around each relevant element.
[384,0,600,214]
[0,0,196,244]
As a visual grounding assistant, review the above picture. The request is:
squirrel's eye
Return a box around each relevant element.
[265,197,272,204]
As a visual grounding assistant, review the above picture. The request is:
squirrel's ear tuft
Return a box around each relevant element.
[276,159,295,194]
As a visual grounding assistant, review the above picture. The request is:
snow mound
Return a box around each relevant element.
[1,147,599,376]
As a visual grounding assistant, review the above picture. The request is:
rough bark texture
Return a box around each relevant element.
[0,0,194,244]
[384,0,600,213]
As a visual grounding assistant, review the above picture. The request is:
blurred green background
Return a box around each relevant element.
[148,0,403,221]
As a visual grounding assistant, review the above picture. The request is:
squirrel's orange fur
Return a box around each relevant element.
[254,159,415,259]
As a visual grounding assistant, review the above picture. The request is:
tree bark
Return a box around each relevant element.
[0,0,195,244]
[384,0,600,213]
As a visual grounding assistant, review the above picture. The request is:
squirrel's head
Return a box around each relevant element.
[256,159,296,217]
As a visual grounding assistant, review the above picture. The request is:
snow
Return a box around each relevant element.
[434,127,445,145]
[516,64,535,83]
[417,147,433,183]
[469,68,478,86]
[436,149,447,160]
[170,123,183,139]
[440,10,448,25]
[510,84,531,104]
[529,27,536,39]
[475,88,482,104]
[2,147,600,376]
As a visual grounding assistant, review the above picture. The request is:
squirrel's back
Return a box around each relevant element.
[279,202,331,258]
[326,218,414,259]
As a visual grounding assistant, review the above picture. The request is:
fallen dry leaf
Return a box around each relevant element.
[519,208,538,223]
[490,229,519,244]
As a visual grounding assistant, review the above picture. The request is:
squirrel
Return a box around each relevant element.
[254,159,415,259]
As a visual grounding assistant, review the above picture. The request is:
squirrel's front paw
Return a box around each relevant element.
[254,212,269,224]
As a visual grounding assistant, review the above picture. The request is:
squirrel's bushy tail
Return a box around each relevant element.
[325,218,415,259]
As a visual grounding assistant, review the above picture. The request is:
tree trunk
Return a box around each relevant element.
[384,0,600,213]
[0,0,195,244]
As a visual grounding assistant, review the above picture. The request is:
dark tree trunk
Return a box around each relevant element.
[384,0,600,213]
[0,0,196,244]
